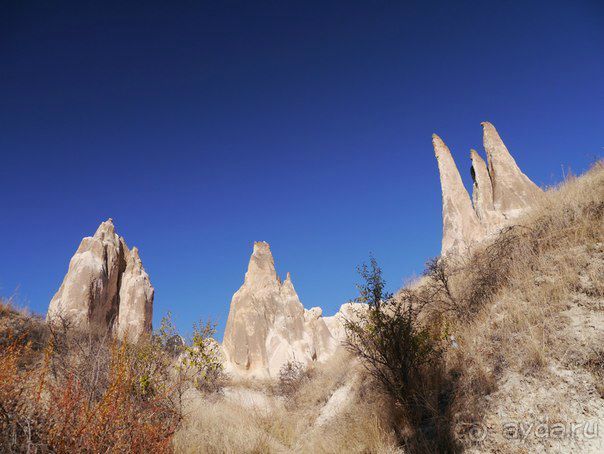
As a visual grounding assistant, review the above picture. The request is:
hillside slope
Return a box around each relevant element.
[447,162,603,452]
[173,162,603,453]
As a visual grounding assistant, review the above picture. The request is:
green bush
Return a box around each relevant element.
[344,257,456,453]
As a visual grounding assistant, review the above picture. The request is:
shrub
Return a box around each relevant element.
[0,310,197,453]
[180,320,227,394]
[0,331,47,452]
[277,360,307,397]
[43,340,181,452]
[344,257,456,452]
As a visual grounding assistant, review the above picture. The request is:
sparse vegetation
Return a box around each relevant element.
[344,258,455,452]
[173,349,401,453]
[0,304,225,453]
[1,161,602,453]
[181,319,227,394]
[343,161,604,452]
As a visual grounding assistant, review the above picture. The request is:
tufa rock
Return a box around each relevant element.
[433,134,485,256]
[470,149,505,231]
[323,302,367,342]
[482,122,543,218]
[115,247,154,341]
[47,219,153,341]
[434,123,543,256]
[222,242,337,378]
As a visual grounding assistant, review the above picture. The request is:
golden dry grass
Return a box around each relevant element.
[174,349,401,453]
[442,161,604,451]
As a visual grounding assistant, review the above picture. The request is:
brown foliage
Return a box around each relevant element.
[0,306,183,453]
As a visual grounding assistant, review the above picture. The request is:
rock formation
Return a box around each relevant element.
[434,123,543,256]
[222,242,337,378]
[47,219,153,341]
[470,149,505,231]
[433,134,485,256]
[323,302,366,342]
[115,247,154,340]
[482,122,543,218]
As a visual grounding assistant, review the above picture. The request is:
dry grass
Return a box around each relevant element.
[174,349,401,453]
[441,161,604,451]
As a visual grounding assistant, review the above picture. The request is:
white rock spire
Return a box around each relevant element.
[433,134,484,256]
[222,241,336,378]
[433,123,543,256]
[47,219,153,341]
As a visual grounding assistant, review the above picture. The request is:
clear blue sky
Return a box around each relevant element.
[1,1,602,338]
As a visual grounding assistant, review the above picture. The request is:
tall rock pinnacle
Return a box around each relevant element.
[47,219,153,341]
[244,241,278,284]
[222,242,336,378]
[433,134,484,256]
[433,123,544,257]
[482,122,543,218]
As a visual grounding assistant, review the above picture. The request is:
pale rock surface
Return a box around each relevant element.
[115,247,154,341]
[314,381,355,427]
[482,121,543,218]
[323,302,367,343]
[470,149,504,231]
[222,242,337,378]
[304,306,338,362]
[47,219,153,341]
[434,123,543,257]
[433,134,485,256]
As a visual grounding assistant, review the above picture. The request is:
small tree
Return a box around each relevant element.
[345,257,454,452]
[345,258,443,407]
[181,320,226,393]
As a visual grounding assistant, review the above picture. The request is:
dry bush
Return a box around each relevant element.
[0,315,183,453]
[443,161,604,448]
[174,350,400,454]
[343,162,603,452]
[181,319,228,394]
[0,306,231,453]
[42,339,181,452]
[0,298,48,352]
[291,349,351,409]
[0,330,48,452]
[277,360,307,397]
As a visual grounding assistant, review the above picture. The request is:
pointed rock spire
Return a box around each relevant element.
[433,134,484,256]
[244,241,278,284]
[433,123,544,258]
[47,219,153,341]
[47,218,124,333]
[482,122,543,217]
[223,242,336,378]
[470,149,493,216]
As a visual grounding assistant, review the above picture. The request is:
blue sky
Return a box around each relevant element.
[1,0,602,338]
